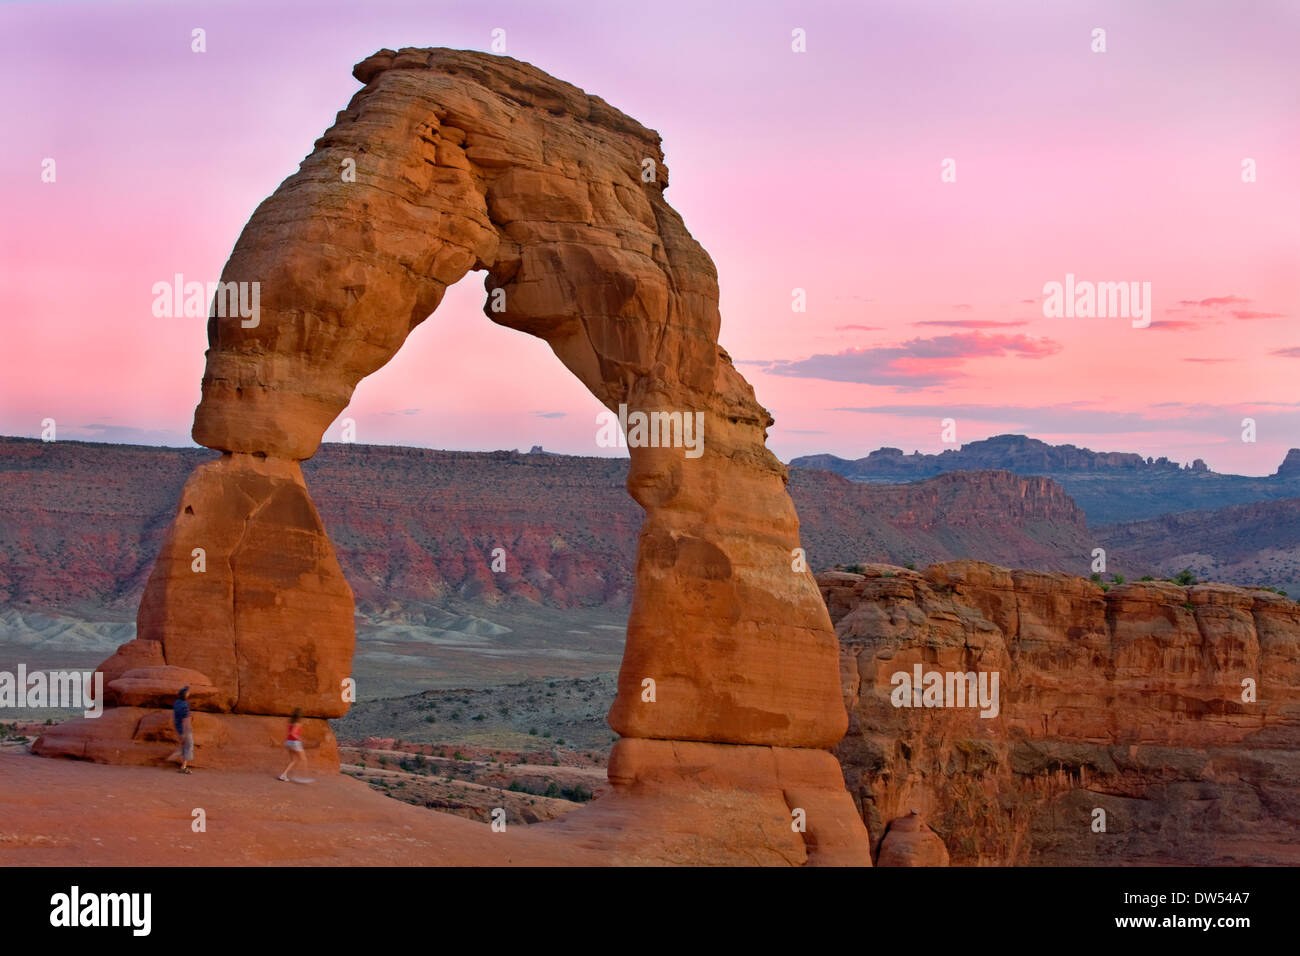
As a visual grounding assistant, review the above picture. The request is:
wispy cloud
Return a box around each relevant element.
[835,324,885,332]
[533,411,566,419]
[1231,310,1285,320]
[913,319,1030,329]
[754,333,1061,389]
[1179,295,1250,307]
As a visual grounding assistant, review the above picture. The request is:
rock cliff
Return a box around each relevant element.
[822,561,1300,865]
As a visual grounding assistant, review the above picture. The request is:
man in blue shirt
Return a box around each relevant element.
[171,686,193,774]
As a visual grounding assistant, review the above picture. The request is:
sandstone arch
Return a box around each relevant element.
[36,48,870,864]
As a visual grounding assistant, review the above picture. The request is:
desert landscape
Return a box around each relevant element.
[2,4,1297,921]
[4,430,1299,864]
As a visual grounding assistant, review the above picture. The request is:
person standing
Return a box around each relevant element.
[171,686,194,774]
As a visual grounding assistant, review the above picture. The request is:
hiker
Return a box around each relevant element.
[279,707,312,783]
[170,686,194,774]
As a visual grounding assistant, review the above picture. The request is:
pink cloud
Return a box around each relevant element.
[914,319,1030,329]
[760,332,1061,388]
[1178,296,1250,307]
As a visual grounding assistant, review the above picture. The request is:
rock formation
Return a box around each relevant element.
[876,810,950,866]
[34,48,869,864]
[823,562,1300,865]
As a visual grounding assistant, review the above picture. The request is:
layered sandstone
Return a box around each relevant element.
[823,562,1300,865]
[35,48,867,864]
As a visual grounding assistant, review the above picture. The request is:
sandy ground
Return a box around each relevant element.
[0,750,602,866]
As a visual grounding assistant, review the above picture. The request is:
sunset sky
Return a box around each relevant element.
[2,0,1297,474]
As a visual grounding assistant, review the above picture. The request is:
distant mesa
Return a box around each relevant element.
[791,433,1218,478]
[793,434,1300,526]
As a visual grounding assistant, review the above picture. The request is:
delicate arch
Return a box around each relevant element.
[38,49,870,864]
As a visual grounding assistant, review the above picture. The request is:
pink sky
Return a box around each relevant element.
[2,0,1298,474]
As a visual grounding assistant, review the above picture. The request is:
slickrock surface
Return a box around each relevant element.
[823,561,1300,865]
[0,752,599,866]
[34,48,868,863]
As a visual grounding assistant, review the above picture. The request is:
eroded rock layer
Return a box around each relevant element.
[824,561,1300,865]
[35,48,865,864]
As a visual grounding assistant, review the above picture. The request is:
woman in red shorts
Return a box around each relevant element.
[279,708,312,783]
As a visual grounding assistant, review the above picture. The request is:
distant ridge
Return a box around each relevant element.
[791,434,1300,525]
[0,436,1093,614]
[792,433,1213,478]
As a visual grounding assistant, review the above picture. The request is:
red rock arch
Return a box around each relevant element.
[37,48,869,864]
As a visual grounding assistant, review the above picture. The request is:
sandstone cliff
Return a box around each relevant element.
[821,562,1300,865]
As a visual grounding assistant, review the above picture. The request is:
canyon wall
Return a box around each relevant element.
[823,562,1300,865]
